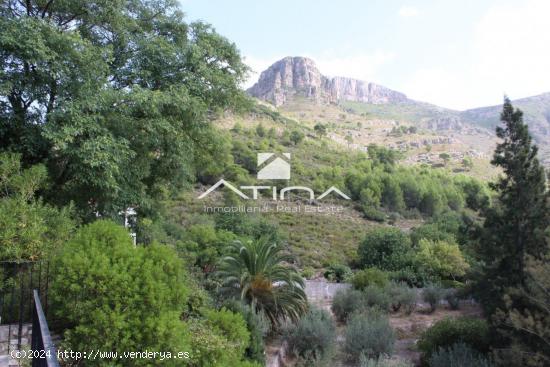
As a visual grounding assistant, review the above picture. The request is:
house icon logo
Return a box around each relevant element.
[257,153,291,180]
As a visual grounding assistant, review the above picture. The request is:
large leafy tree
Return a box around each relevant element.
[217,239,308,327]
[0,0,248,219]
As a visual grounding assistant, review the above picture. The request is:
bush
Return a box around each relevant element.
[358,227,412,271]
[429,342,493,367]
[50,221,192,362]
[286,308,336,366]
[422,284,445,313]
[343,311,395,362]
[445,290,460,310]
[415,239,469,281]
[332,288,365,322]
[363,286,391,311]
[418,317,490,364]
[360,356,413,367]
[389,267,427,288]
[302,266,315,279]
[324,263,352,283]
[223,300,268,364]
[388,282,417,314]
[362,206,386,222]
[352,268,390,290]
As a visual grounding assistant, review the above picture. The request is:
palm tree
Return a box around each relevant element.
[217,239,308,327]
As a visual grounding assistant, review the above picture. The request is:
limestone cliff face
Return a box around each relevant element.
[247,57,407,106]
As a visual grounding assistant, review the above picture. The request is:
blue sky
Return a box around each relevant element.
[181,0,550,110]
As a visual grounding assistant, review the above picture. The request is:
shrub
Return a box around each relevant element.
[324,263,352,283]
[389,267,427,288]
[50,221,192,361]
[332,288,365,322]
[418,317,490,364]
[363,206,386,222]
[360,355,413,367]
[302,266,315,279]
[223,300,268,364]
[388,282,417,314]
[445,290,460,310]
[363,286,391,311]
[286,308,336,366]
[343,311,395,362]
[358,227,412,271]
[352,268,390,290]
[415,239,469,280]
[429,342,493,367]
[422,284,445,313]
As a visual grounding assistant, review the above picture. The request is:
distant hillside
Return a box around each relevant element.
[461,93,550,166]
[247,57,550,166]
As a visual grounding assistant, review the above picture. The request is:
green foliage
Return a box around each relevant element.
[352,268,390,290]
[331,288,365,322]
[358,227,412,271]
[223,300,268,364]
[255,123,266,137]
[0,0,248,219]
[289,130,305,145]
[360,356,413,367]
[415,239,469,280]
[0,153,74,261]
[286,308,336,366]
[422,284,445,313]
[217,239,307,328]
[474,99,550,365]
[429,342,493,367]
[343,311,395,362]
[314,123,327,137]
[418,317,490,364]
[187,314,260,367]
[387,282,417,314]
[50,221,191,365]
[493,250,550,366]
[445,290,460,310]
[324,263,352,283]
[363,286,391,311]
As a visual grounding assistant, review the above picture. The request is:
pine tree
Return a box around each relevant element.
[474,98,550,365]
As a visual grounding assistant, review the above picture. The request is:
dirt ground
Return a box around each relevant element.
[266,280,483,367]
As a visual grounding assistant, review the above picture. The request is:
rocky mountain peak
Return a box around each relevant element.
[247,56,407,106]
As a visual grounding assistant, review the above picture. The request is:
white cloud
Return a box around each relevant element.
[398,6,420,18]
[243,51,395,89]
[402,0,550,110]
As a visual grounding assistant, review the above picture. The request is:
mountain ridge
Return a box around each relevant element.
[247,56,408,106]
[248,56,550,166]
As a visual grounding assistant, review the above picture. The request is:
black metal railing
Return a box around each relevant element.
[0,261,50,351]
[31,290,59,367]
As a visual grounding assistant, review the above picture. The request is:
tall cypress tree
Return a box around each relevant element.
[475,97,549,318]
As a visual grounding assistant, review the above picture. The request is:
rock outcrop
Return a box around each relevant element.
[247,57,407,106]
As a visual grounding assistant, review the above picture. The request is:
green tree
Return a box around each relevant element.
[493,249,550,366]
[289,130,305,145]
[474,98,549,318]
[314,123,327,137]
[439,153,451,166]
[0,0,248,219]
[256,123,266,137]
[0,153,74,261]
[415,239,469,280]
[217,239,308,328]
[358,227,412,271]
[462,157,474,171]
